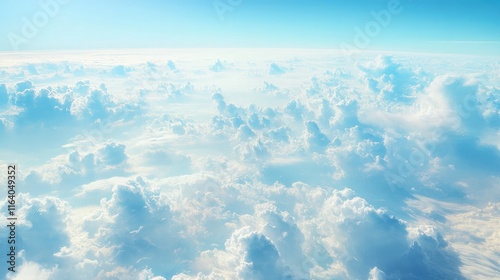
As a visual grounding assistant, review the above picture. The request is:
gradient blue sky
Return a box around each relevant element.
[1,0,499,54]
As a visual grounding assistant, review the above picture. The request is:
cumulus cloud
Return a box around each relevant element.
[0,83,9,105]
[10,82,72,126]
[368,267,386,280]
[92,182,192,276]
[284,99,308,121]
[304,121,330,152]
[359,55,425,103]
[167,60,177,71]
[71,83,114,121]
[157,82,193,100]
[0,50,497,280]
[258,81,278,93]
[210,59,226,72]
[98,142,128,166]
[266,126,291,142]
[18,141,130,199]
[6,257,57,280]
[269,63,286,75]
[110,65,130,76]
[194,227,294,280]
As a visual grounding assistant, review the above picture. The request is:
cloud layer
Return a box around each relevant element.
[0,49,498,279]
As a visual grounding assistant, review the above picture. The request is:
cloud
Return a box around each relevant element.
[368,267,386,280]
[110,65,130,76]
[167,60,177,71]
[171,202,299,280]
[359,55,424,103]
[296,187,465,279]
[71,84,114,121]
[167,182,466,279]
[238,231,293,279]
[304,121,330,152]
[42,178,195,279]
[266,126,291,142]
[11,82,73,126]
[317,99,334,127]
[210,59,226,72]
[269,63,286,75]
[331,100,361,129]
[15,80,34,92]
[172,228,293,280]
[98,142,127,165]
[0,83,9,105]
[0,79,142,142]
[158,82,193,99]
[261,158,333,187]
[18,141,130,198]
[96,183,192,273]
[284,99,308,121]
[0,194,70,275]
[0,50,497,280]
[6,257,57,280]
[406,196,500,279]
[258,81,278,93]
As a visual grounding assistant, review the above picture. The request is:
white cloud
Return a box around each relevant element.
[210,60,226,72]
[269,63,286,75]
[368,267,386,280]
[0,49,498,280]
[6,256,57,280]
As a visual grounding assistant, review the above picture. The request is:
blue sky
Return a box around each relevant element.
[1,0,499,54]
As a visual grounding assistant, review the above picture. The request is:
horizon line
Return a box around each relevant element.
[0,47,499,59]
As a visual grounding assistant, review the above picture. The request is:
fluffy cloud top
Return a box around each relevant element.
[0,49,498,279]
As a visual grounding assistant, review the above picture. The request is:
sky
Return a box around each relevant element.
[0,1,499,280]
[0,0,499,55]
